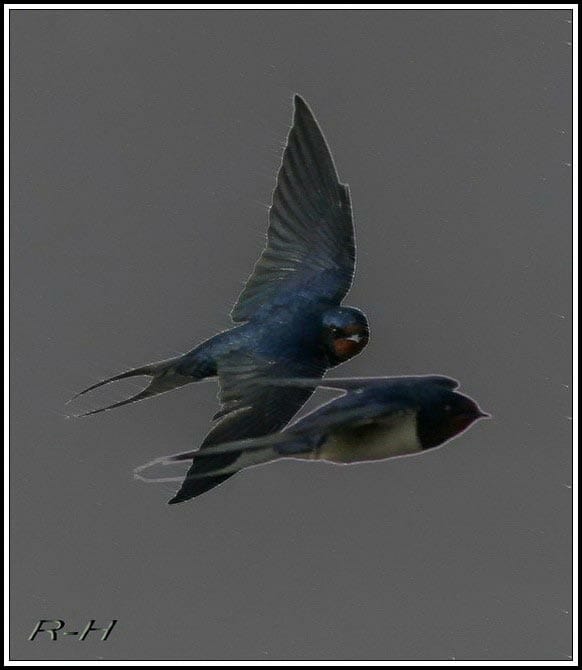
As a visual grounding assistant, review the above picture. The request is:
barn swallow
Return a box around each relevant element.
[71,95,370,503]
[140,375,488,494]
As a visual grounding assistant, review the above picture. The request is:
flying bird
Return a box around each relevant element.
[72,95,369,503]
[141,375,488,489]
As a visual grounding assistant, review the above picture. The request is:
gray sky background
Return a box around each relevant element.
[10,9,572,661]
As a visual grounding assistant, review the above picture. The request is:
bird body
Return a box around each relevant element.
[73,95,370,504]
[314,410,421,463]
[158,376,488,486]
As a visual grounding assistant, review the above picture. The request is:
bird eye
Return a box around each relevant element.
[444,404,452,412]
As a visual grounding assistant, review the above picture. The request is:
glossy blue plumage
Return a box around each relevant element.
[72,95,370,504]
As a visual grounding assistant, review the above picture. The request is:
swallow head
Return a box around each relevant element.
[417,391,489,450]
[321,306,369,365]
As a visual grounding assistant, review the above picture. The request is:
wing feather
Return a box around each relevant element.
[230,95,355,323]
[167,352,325,503]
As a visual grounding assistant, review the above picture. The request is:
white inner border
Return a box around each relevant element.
[4,3,578,666]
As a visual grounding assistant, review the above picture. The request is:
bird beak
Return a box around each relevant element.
[477,410,491,419]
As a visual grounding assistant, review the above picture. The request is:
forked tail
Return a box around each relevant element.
[69,352,214,416]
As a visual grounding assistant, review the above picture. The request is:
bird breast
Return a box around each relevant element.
[315,411,422,464]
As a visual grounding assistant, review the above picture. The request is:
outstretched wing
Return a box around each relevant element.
[167,353,326,504]
[230,95,355,323]
[236,374,460,393]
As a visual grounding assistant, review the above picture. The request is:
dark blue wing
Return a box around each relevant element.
[239,374,460,393]
[287,393,409,436]
[167,353,326,503]
[230,95,355,323]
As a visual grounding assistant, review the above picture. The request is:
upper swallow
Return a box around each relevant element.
[71,95,370,503]
[147,375,488,491]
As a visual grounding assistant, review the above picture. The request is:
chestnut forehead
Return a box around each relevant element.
[333,337,365,358]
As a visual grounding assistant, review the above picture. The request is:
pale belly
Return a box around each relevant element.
[304,412,422,464]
